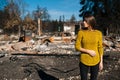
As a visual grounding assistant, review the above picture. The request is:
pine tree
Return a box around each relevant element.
[79,0,120,35]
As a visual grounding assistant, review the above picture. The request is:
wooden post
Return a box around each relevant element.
[38,18,41,36]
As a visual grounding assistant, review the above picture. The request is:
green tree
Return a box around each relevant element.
[79,0,120,35]
[70,14,76,23]
[79,0,105,17]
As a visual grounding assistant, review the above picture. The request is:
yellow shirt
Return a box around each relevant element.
[75,30,103,66]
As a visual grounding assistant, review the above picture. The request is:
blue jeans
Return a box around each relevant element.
[79,62,99,80]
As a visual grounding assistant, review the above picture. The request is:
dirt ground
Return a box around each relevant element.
[0,52,120,80]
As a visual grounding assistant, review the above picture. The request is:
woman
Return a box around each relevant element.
[75,14,103,80]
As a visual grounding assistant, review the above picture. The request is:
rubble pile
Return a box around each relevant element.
[36,43,77,54]
[0,39,79,56]
[103,36,120,52]
[0,35,120,80]
[0,35,120,56]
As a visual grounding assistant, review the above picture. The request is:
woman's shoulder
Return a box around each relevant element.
[77,30,85,35]
[78,30,84,33]
[95,30,102,33]
[95,30,103,35]
[79,29,87,32]
[78,29,102,34]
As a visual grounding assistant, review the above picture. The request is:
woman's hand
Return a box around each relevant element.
[99,56,103,71]
[79,48,96,57]
[99,61,103,71]
[87,50,96,57]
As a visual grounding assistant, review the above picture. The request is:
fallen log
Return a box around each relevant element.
[10,51,38,55]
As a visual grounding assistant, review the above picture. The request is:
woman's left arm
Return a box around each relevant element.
[98,31,104,71]
[99,55,103,71]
